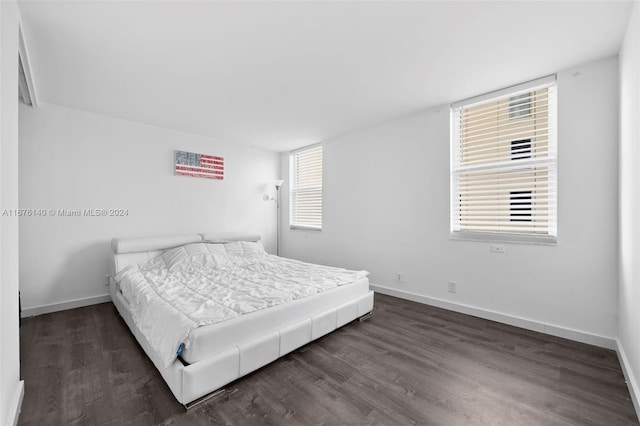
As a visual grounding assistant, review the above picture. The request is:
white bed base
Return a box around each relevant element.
[109,233,374,408]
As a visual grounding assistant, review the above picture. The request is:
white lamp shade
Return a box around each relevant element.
[274,179,284,189]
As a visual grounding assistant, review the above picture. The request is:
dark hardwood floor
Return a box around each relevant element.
[19,294,638,425]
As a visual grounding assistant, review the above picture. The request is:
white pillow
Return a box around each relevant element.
[224,241,266,257]
[158,245,191,270]
[157,243,230,271]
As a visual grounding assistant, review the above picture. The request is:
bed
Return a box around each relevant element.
[109,232,374,408]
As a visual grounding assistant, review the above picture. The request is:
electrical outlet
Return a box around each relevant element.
[397,272,403,282]
[448,281,457,294]
[490,244,505,254]
[104,274,110,286]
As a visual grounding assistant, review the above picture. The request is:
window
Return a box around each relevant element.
[450,75,557,243]
[510,191,532,222]
[509,93,532,119]
[289,144,323,230]
[510,139,531,160]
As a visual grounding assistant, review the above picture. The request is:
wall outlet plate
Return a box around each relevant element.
[490,244,506,254]
[448,281,457,294]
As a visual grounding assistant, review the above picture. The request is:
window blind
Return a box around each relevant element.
[290,144,323,230]
[451,76,557,242]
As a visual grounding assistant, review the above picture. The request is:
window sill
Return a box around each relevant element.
[450,231,557,246]
[290,225,322,231]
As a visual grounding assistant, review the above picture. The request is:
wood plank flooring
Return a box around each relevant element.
[19,294,638,425]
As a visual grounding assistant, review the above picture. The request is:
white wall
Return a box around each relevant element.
[19,103,280,313]
[1,1,23,424]
[281,57,619,344]
[619,0,640,411]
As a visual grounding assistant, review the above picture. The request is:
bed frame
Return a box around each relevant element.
[109,233,374,408]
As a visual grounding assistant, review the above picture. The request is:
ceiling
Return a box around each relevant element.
[18,0,633,152]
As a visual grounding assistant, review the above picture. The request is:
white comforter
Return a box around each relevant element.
[115,241,368,368]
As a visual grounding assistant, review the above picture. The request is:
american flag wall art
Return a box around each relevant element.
[174,150,224,180]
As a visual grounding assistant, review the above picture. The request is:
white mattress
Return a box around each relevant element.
[181,276,370,364]
[114,242,370,367]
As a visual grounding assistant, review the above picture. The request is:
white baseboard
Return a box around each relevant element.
[370,284,616,350]
[7,380,24,426]
[616,339,640,418]
[21,294,111,318]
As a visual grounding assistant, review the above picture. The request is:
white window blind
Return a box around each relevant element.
[290,144,323,230]
[450,76,557,243]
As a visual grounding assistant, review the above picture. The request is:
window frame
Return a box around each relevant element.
[449,75,558,245]
[289,143,324,231]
